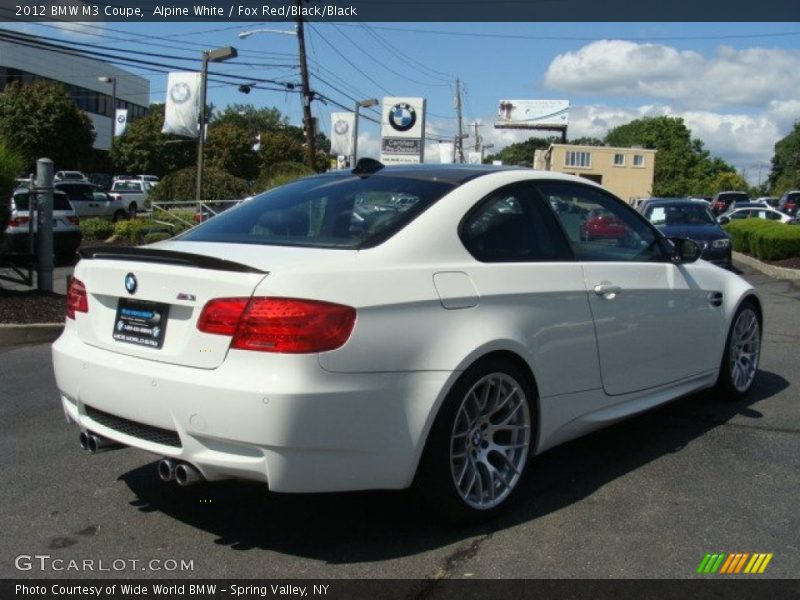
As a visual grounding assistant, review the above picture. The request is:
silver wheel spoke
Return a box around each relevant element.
[449,372,531,510]
[728,308,760,393]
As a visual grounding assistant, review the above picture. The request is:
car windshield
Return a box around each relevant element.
[113,182,141,192]
[13,191,72,211]
[179,174,457,249]
[645,204,715,226]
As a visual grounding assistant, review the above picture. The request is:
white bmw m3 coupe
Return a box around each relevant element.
[52,162,762,521]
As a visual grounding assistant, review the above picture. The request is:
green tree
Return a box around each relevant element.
[214,104,288,132]
[255,161,314,193]
[707,171,749,195]
[605,116,736,196]
[206,121,258,180]
[568,136,605,146]
[147,166,251,202]
[768,122,800,195]
[0,81,94,169]
[258,131,306,170]
[112,104,195,177]
[484,137,556,167]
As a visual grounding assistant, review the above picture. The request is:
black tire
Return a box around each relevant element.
[713,299,761,400]
[112,210,127,222]
[415,356,536,524]
[128,202,137,217]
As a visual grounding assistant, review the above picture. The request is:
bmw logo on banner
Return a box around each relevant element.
[380,97,426,165]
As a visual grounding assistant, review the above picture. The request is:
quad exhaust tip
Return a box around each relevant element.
[174,462,203,487]
[79,431,120,454]
[157,458,176,483]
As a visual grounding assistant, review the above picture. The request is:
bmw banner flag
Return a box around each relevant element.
[114,109,128,137]
[162,72,201,138]
[330,112,355,157]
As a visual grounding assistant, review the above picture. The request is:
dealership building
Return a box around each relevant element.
[0,32,150,152]
[534,144,657,203]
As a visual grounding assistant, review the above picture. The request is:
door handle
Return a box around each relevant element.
[708,291,723,307]
[593,283,622,298]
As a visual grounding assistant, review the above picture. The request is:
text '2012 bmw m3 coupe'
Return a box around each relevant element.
[53,162,762,521]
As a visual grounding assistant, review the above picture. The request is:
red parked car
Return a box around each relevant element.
[778,191,799,216]
[711,191,749,215]
[580,208,628,242]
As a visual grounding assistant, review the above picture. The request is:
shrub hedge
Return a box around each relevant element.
[724,219,800,261]
[79,218,115,241]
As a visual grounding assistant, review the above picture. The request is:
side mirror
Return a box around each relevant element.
[669,237,701,265]
[718,216,730,225]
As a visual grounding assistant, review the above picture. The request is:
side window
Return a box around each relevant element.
[536,182,665,262]
[461,182,572,262]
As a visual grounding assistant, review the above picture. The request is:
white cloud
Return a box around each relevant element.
[544,40,800,110]
[565,104,779,180]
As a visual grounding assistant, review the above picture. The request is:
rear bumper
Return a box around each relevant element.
[52,323,452,493]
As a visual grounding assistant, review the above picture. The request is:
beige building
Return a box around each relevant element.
[534,144,657,203]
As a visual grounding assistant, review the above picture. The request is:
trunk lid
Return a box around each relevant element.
[73,243,356,369]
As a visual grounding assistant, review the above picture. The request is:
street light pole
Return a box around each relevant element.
[98,76,116,156]
[195,46,237,201]
[351,98,378,168]
[196,51,210,202]
[238,25,314,169]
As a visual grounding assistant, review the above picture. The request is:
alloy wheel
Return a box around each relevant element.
[449,372,531,510]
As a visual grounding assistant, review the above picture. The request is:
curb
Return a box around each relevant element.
[0,323,64,346]
[733,252,800,281]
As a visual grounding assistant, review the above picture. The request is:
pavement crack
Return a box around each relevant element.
[412,532,492,599]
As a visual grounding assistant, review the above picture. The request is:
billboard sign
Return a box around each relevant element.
[380,97,426,164]
[495,99,569,129]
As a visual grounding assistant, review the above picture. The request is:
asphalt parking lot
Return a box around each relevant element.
[1,264,798,580]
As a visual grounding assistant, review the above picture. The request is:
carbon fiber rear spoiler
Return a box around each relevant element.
[78,246,267,274]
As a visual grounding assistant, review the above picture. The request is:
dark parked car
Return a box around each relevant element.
[642,199,731,268]
[778,191,799,216]
[711,191,749,215]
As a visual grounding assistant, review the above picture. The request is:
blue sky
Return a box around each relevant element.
[11,21,800,182]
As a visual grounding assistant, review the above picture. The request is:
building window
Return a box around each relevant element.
[613,153,625,166]
[633,154,645,168]
[565,151,591,168]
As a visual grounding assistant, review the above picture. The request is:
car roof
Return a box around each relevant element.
[308,163,528,186]
[641,198,706,206]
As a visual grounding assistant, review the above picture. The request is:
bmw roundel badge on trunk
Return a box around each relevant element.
[124,273,137,295]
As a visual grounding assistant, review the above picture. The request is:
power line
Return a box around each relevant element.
[336,23,800,42]
[356,22,454,82]
[327,22,450,88]
[307,23,394,96]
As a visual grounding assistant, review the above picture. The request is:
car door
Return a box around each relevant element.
[536,181,723,396]
[460,182,601,398]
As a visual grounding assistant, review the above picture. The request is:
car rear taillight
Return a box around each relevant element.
[67,216,80,225]
[9,216,30,227]
[197,297,356,353]
[66,277,88,319]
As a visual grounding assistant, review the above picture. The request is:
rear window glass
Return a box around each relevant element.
[14,191,72,211]
[179,174,457,249]
[717,193,748,204]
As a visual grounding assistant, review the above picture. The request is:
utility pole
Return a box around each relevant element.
[196,50,209,202]
[295,0,317,171]
[455,78,465,164]
[472,121,482,153]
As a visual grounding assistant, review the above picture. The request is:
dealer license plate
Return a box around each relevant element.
[112,298,169,349]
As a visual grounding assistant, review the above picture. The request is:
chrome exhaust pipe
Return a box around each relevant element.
[86,432,119,454]
[174,462,203,487]
[157,458,176,483]
[79,430,90,451]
